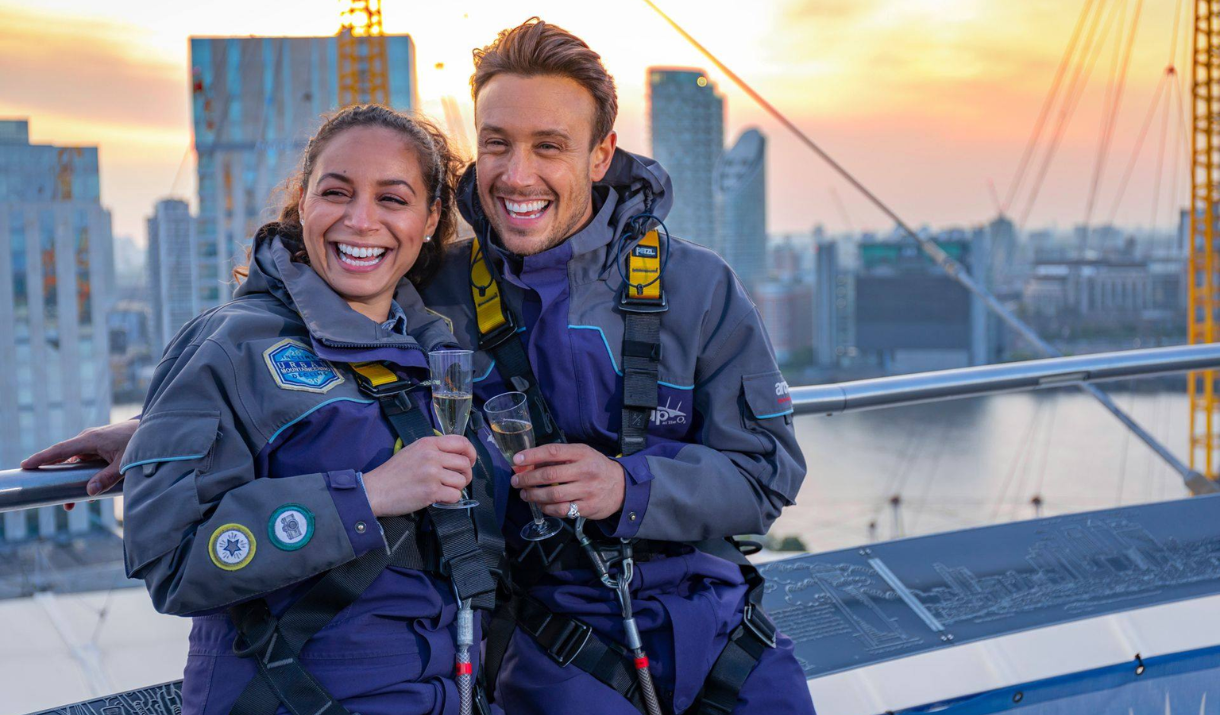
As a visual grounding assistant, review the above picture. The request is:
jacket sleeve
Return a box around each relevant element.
[121,334,385,616]
[600,281,807,542]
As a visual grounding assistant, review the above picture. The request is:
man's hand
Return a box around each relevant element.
[512,443,625,521]
[22,420,140,509]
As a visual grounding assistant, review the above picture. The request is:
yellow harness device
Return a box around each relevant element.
[623,229,663,302]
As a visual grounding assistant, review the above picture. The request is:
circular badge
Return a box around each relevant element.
[209,524,256,571]
[268,505,315,551]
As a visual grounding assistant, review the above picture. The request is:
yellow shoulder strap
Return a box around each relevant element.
[625,229,663,301]
[470,239,511,338]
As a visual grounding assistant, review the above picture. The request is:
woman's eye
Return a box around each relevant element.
[381,195,407,205]
[321,189,347,198]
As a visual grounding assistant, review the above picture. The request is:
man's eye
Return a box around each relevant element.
[538,143,560,151]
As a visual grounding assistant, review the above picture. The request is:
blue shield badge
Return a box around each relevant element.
[263,339,345,393]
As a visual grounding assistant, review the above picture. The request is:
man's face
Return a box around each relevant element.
[474,73,616,255]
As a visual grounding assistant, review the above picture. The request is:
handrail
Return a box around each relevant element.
[3,343,1219,513]
[792,343,1220,415]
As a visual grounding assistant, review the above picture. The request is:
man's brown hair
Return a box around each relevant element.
[471,18,618,148]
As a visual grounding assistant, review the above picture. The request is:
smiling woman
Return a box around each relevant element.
[234,106,464,319]
[110,103,504,715]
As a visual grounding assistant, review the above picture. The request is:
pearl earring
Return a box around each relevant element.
[423,235,432,243]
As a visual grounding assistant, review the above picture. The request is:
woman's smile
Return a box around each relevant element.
[330,240,394,273]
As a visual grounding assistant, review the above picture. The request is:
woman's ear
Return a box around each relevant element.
[425,198,441,239]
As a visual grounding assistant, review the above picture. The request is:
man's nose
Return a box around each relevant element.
[500,147,538,190]
[344,194,378,234]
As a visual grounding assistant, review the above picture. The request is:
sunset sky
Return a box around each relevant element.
[0,0,1194,243]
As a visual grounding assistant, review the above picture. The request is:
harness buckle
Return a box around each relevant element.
[741,602,778,649]
[543,615,594,668]
[479,314,520,351]
[355,375,418,400]
[618,286,668,314]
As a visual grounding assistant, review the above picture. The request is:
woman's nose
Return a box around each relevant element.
[344,195,379,234]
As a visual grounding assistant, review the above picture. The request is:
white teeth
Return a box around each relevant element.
[337,243,387,259]
[504,199,550,216]
[335,243,387,267]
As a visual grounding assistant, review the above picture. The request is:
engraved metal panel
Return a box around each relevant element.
[760,494,1220,678]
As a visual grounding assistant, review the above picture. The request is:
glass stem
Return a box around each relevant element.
[528,502,547,526]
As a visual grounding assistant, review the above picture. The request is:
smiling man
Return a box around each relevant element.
[418,18,817,715]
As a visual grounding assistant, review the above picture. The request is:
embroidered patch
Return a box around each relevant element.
[268,505,314,551]
[209,524,256,571]
[263,339,344,393]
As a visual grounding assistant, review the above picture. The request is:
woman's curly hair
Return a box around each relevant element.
[235,104,465,287]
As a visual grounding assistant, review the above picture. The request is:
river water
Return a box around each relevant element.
[771,388,1194,554]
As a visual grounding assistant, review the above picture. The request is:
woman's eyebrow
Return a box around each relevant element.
[317,172,353,185]
[378,178,417,197]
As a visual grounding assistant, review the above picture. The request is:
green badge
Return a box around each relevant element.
[268,504,314,551]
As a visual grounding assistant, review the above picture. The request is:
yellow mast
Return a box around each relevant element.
[1190,0,1220,479]
[338,0,389,107]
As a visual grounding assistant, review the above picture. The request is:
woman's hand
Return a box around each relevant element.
[361,435,476,517]
[22,419,140,510]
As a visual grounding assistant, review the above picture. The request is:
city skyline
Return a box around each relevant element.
[0,0,1197,243]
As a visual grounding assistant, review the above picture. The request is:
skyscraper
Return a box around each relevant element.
[716,128,767,292]
[0,119,115,540]
[190,34,418,311]
[147,198,198,352]
[648,68,723,250]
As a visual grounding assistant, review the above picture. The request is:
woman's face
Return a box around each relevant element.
[299,125,439,318]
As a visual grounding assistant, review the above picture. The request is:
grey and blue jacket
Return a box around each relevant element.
[416,149,807,712]
[120,234,481,714]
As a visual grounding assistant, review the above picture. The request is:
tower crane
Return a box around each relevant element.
[1189,1,1220,480]
[338,0,389,107]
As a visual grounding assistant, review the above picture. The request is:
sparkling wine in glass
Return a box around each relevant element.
[429,349,477,510]
[483,391,562,541]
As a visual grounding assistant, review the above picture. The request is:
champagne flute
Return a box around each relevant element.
[429,349,478,509]
[483,391,562,541]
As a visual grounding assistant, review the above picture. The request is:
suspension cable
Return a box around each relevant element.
[640,0,1216,495]
[1004,0,1100,212]
[1019,0,1125,228]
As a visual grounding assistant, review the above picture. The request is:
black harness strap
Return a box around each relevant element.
[619,230,666,457]
[355,362,499,611]
[517,597,649,715]
[230,514,428,715]
[691,568,778,715]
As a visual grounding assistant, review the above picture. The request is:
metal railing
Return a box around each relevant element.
[3,343,1220,513]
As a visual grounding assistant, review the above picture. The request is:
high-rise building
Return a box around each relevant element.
[191,34,418,310]
[756,281,814,366]
[648,68,723,250]
[854,232,992,373]
[0,119,115,540]
[147,198,198,352]
[716,128,767,292]
[815,240,840,367]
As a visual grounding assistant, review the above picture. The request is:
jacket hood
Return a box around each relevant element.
[456,148,674,262]
[234,229,455,352]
